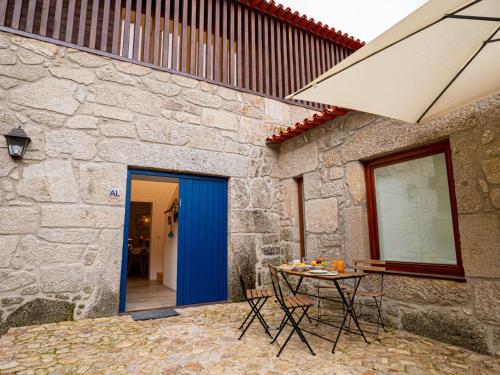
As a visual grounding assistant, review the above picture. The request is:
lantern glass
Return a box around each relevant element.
[4,128,31,160]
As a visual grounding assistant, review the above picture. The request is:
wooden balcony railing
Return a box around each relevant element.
[0,0,362,108]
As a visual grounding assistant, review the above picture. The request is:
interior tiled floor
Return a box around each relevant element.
[0,302,498,374]
[126,277,176,311]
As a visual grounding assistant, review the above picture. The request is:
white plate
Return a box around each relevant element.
[309,269,329,274]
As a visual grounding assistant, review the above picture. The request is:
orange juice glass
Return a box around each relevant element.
[337,260,345,273]
[331,260,338,271]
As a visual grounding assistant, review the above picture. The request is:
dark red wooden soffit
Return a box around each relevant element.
[239,0,365,51]
[265,107,348,144]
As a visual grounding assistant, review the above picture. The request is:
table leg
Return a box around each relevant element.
[331,278,368,353]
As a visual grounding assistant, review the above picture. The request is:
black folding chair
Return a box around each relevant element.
[268,265,316,357]
[346,258,387,340]
[236,265,273,340]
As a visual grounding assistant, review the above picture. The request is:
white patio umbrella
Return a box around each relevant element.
[287,0,500,123]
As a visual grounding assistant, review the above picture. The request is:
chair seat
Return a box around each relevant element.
[283,295,314,308]
[246,287,273,300]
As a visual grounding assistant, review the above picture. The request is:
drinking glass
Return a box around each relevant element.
[337,260,345,273]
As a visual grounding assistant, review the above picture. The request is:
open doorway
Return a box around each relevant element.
[125,176,179,312]
[120,169,228,313]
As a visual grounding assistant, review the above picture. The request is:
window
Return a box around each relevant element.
[297,177,306,259]
[365,142,464,278]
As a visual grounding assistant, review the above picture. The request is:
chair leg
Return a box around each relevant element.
[239,297,265,330]
[277,306,315,357]
[273,308,306,345]
[316,288,321,323]
[271,308,292,344]
[239,298,272,339]
[239,311,257,340]
[374,296,387,334]
[346,292,352,332]
[239,307,254,330]
[249,298,272,337]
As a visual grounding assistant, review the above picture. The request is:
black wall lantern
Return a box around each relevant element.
[3,127,31,160]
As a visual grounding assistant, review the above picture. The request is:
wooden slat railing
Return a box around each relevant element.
[0,0,359,109]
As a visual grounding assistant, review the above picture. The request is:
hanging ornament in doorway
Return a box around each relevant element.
[167,211,174,238]
[164,199,179,239]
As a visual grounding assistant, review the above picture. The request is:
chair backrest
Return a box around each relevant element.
[352,258,386,273]
[353,258,385,292]
[268,265,285,305]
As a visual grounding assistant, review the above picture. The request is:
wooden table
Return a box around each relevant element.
[278,267,369,353]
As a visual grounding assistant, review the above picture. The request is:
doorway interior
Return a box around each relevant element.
[125,175,179,312]
[120,169,229,313]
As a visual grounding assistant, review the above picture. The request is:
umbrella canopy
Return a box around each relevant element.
[287,0,500,123]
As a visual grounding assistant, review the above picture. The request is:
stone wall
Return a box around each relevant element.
[277,94,500,354]
[0,31,314,333]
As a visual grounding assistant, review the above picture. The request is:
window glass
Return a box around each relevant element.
[374,153,457,264]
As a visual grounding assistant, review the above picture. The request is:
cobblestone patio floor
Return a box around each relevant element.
[0,302,499,374]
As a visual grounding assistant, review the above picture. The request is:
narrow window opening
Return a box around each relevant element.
[296,176,306,260]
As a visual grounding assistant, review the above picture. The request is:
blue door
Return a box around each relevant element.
[119,169,228,313]
[177,176,228,305]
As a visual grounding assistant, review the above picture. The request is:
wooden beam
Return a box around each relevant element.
[250,9,256,90]
[162,0,171,67]
[112,0,122,55]
[0,0,8,26]
[269,17,276,97]
[100,0,111,51]
[206,0,212,79]
[171,0,179,70]
[276,20,283,98]
[256,12,262,92]
[180,0,188,71]
[221,0,227,83]
[143,0,152,61]
[40,0,51,37]
[12,0,24,30]
[122,0,132,56]
[26,0,38,33]
[228,0,235,85]
[197,0,205,76]
[133,0,142,59]
[189,0,197,74]
[89,0,100,49]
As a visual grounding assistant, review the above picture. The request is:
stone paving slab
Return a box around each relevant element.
[0,302,498,374]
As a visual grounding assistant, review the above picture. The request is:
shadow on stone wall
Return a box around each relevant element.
[402,310,489,354]
[0,299,75,336]
[85,287,119,319]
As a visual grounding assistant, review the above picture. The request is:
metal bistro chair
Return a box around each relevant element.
[268,265,316,357]
[236,265,273,340]
[347,258,387,340]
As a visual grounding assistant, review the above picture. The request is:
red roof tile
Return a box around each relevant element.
[266,107,348,144]
[239,0,365,51]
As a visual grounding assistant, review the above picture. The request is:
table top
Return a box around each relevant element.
[279,267,365,281]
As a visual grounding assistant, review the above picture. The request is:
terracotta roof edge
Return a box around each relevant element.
[265,107,349,144]
[238,0,365,51]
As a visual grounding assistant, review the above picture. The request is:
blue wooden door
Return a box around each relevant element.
[177,176,228,305]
